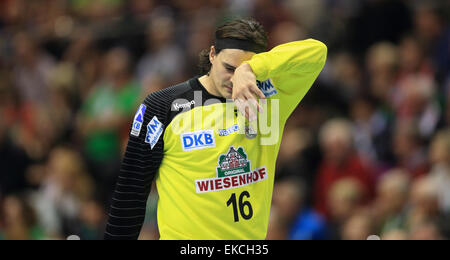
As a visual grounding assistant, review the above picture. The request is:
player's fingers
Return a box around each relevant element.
[252,97,265,114]
[245,107,250,121]
[250,84,266,101]
[248,105,257,122]
[234,98,248,120]
[246,85,265,113]
[234,97,255,121]
[242,94,257,122]
[248,98,262,116]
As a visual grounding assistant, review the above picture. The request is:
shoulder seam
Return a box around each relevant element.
[142,80,193,125]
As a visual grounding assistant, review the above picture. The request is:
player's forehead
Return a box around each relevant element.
[218,48,255,67]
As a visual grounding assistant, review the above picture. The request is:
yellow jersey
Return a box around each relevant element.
[104,39,327,240]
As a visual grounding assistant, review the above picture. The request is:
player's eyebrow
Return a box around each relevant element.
[222,62,237,71]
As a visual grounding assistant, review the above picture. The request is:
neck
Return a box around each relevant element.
[198,74,221,97]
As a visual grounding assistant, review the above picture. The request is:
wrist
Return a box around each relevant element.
[236,63,256,82]
[237,62,254,73]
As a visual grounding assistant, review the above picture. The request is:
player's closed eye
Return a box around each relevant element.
[224,64,236,73]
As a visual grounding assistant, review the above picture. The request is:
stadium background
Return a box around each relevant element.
[0,0,449,240]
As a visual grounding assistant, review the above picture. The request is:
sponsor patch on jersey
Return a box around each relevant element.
[172,100,195,111]
[181,129,216,152]
[195,166,268,193]
[218,124,239,137]
[145,116,163,150]
[195,146,268,193]
[130,104,146,137]
[257,78,278,97]
[216,146,250,177]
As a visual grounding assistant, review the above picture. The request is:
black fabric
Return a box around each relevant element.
[104,80,192,240]
[215,38,266,54]
[0,138,31,197]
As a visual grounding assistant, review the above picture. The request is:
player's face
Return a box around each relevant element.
[209,47,255,99]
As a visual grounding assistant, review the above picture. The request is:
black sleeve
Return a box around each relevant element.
[104,92,169,240]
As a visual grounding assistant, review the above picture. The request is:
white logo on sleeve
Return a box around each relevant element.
[145,116,164,150]
[181,130,216,152]
[131,104,146,137]
[172,100,195,111]
[257,78,278,97]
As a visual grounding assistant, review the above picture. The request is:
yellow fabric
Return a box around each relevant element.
[155,39,327,239]
[246,39,328,124]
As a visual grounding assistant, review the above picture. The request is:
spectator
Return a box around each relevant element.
[76,199,107,240]
[314,118,375,218]
[272,177,328,240]
[428,129,450,213]
[340,210,375,240]
[392,120,429,178]
[266,206,288,240]
[0,78,32,197]
[62,28,102,101]
[366,42,399,107]
[393,36,440,139]
[373,169,410,236]
[407,176,441,231]
[76,47,140,201]
[409,220,444,240]
[276,127,314,188]
[0,195,46,240]
[413,2,450,84]
[381,229,409,240]
[137,13,185,88]
[31,146,94,238]
[331,52,363,102]
[327,178,364,239]
[11,31,55,106]
[350,94,393,170]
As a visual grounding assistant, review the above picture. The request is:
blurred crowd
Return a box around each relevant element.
[0,0,449,240]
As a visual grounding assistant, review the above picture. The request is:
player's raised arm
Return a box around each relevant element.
[235,39,327,122]
[245,39,327,89]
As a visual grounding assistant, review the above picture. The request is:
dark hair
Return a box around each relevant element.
[198,18,268,75]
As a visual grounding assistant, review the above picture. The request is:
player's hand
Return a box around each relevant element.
[231,63,266,122]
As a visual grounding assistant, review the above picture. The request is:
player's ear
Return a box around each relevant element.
[209,46,216,63]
